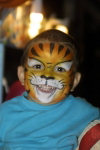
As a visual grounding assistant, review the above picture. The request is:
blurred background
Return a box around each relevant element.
[0,0,100,106]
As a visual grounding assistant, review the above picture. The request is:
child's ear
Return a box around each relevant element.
[71,72,81,92]
[17,66,25,85]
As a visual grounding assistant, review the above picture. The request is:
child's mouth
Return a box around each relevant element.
[36,84,56,93]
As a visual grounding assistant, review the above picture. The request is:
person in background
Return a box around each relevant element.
[5,80,25,100]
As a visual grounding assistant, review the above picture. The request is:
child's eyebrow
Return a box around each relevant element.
[28,57,41,63]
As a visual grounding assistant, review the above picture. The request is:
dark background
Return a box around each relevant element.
[3,0,100,107]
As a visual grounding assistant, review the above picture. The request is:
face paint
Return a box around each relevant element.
[24,42,75,105]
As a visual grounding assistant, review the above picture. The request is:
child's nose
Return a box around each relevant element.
[41,75,54,80]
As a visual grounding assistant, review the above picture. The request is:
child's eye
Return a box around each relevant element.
[33,64,44,70]
[54,61,73,73]
[54,66,66,72]
[28,58,44,70]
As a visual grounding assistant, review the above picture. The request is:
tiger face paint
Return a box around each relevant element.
[24,42,76,105]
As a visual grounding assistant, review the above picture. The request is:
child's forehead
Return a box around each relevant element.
[26,42,75,64]
[27,42,74,53]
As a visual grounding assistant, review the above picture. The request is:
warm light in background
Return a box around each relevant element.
[28,12,43,38]
[28,0,68,39]
[44,17,69,34]
[55,24,69,34]
[16,6,23,20]
[1,0,69,48]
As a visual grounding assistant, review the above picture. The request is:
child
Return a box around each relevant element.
[0,29,100,150]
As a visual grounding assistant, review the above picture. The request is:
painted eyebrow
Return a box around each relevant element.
[28,57,44,65]
[56,60,73,65]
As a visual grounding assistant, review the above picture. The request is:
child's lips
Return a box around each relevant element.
[36,84,56,93]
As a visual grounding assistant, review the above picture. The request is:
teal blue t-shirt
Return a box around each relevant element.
[0,93,100,150]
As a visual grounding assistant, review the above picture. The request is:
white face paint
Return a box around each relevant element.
[30,75,63,103]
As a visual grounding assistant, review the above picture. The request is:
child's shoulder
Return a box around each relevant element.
[0,95,23,114]
[68,95,100,115]
[69,95,95,107]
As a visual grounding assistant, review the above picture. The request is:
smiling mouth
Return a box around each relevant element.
[36,85,56,93]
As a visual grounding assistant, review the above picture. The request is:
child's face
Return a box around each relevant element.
[24,42,75,105]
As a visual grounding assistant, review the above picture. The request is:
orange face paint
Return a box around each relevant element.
[24,42,75,105]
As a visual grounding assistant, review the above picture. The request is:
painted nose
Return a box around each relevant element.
[41,75,54,80]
